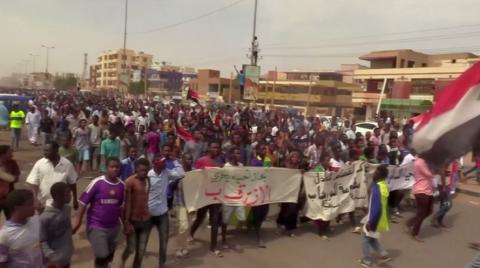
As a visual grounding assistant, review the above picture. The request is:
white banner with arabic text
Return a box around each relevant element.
[183,167,302,212]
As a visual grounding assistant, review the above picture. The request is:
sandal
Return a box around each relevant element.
[211,250,224,257]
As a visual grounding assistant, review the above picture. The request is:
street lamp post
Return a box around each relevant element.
[41,45,55,74]
[22,60,30,75]
[29,53,39,73]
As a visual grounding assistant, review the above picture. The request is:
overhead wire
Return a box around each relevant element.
[262,23,480,48]
[129,0,248,34]
[261,30,480,50]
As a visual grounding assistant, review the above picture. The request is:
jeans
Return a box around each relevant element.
[407,194,434,236]
[434,190,452,224]
[11,128,21,150]
[190,204,221,251]
[121,220,151,268]
[148,213,169,267]
[361,234,388,265]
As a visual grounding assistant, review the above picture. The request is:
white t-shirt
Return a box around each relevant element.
[26,157,77,206]
[329,158,345,170]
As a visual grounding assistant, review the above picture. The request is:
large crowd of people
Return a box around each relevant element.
[0,89,478,267]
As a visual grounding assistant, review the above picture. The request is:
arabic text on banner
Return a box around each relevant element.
[385,161,415,191]
[303,161,369,221]
[183,167,302,212]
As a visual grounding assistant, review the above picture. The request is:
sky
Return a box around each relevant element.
[1,0,480,77]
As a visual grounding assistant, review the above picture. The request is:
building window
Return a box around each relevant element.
[451,59,457,63]
[407,60,415,68]
[421,63,427,67]
[411,79,434,95]
[121,55,127,60]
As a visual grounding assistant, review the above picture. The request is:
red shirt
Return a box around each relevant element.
[195,156,217,170]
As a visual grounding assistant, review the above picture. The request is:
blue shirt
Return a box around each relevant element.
[239,73,245,86]
[120,157,135,181]
[147,166,185,216]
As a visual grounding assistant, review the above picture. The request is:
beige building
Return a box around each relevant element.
[352,49,480,119]
[92,49,153,89]
[258,71,359,116]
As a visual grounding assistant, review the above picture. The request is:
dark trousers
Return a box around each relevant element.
[122,220,151,268]
[240,85,245,98]
[388,190,405,211]
[277,203,299,231]
[190,204,221,251]
[407,193,434,236]
[251,204,269,229]
[315,219,330,235]
[148,214,169,267]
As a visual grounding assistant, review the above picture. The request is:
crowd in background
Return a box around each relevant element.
[0,88,477,267]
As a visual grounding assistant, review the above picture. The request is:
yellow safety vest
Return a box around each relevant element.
[9,110,25,129]
[376,180,390,233]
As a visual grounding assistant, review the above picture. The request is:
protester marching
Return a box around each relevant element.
[0,59,478,267]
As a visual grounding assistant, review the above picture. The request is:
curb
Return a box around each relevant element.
[457,186,480,197]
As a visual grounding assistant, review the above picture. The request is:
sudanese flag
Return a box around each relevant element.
[187,87,201,105]
[412,61,480,168]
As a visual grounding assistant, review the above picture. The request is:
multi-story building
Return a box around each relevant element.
[353,49,480,119]
[187,69,240,101]
[258,70,359,116]
[92,49,153,89]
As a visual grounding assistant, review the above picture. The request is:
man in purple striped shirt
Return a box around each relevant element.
[73,157,125,268]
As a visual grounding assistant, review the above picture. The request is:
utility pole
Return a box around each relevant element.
[23,60,30,75]
[271,66,277,108]
[250,0,258,66]
[306,76,313,114]
[41,45,55,74]
[229,72,233,103]
[81,53,88,80]
[144,67,148,96]
[120,0,129,92]
[29,54,39,73]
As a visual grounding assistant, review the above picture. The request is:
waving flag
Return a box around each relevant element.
[175,115,193,142]
[187,87,201,106]
[412,61,480,168]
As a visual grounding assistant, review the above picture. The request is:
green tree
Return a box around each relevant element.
[54,77,78,90]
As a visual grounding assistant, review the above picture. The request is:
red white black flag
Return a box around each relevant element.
[412,61,480,168]
[187,87,201,105]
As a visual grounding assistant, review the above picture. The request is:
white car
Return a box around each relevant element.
[354,121,378,136]
[354,122,402,137]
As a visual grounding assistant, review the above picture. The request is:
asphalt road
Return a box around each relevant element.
[3,131,479,268]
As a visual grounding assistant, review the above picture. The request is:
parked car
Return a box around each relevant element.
[354,121,402,137]
[354,121,378,136]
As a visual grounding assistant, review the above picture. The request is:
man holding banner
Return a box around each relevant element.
[189,141,224,257]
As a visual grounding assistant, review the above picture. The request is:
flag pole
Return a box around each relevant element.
[376,78,387,117]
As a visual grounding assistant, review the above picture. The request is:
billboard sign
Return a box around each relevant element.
[243,65,260,100]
